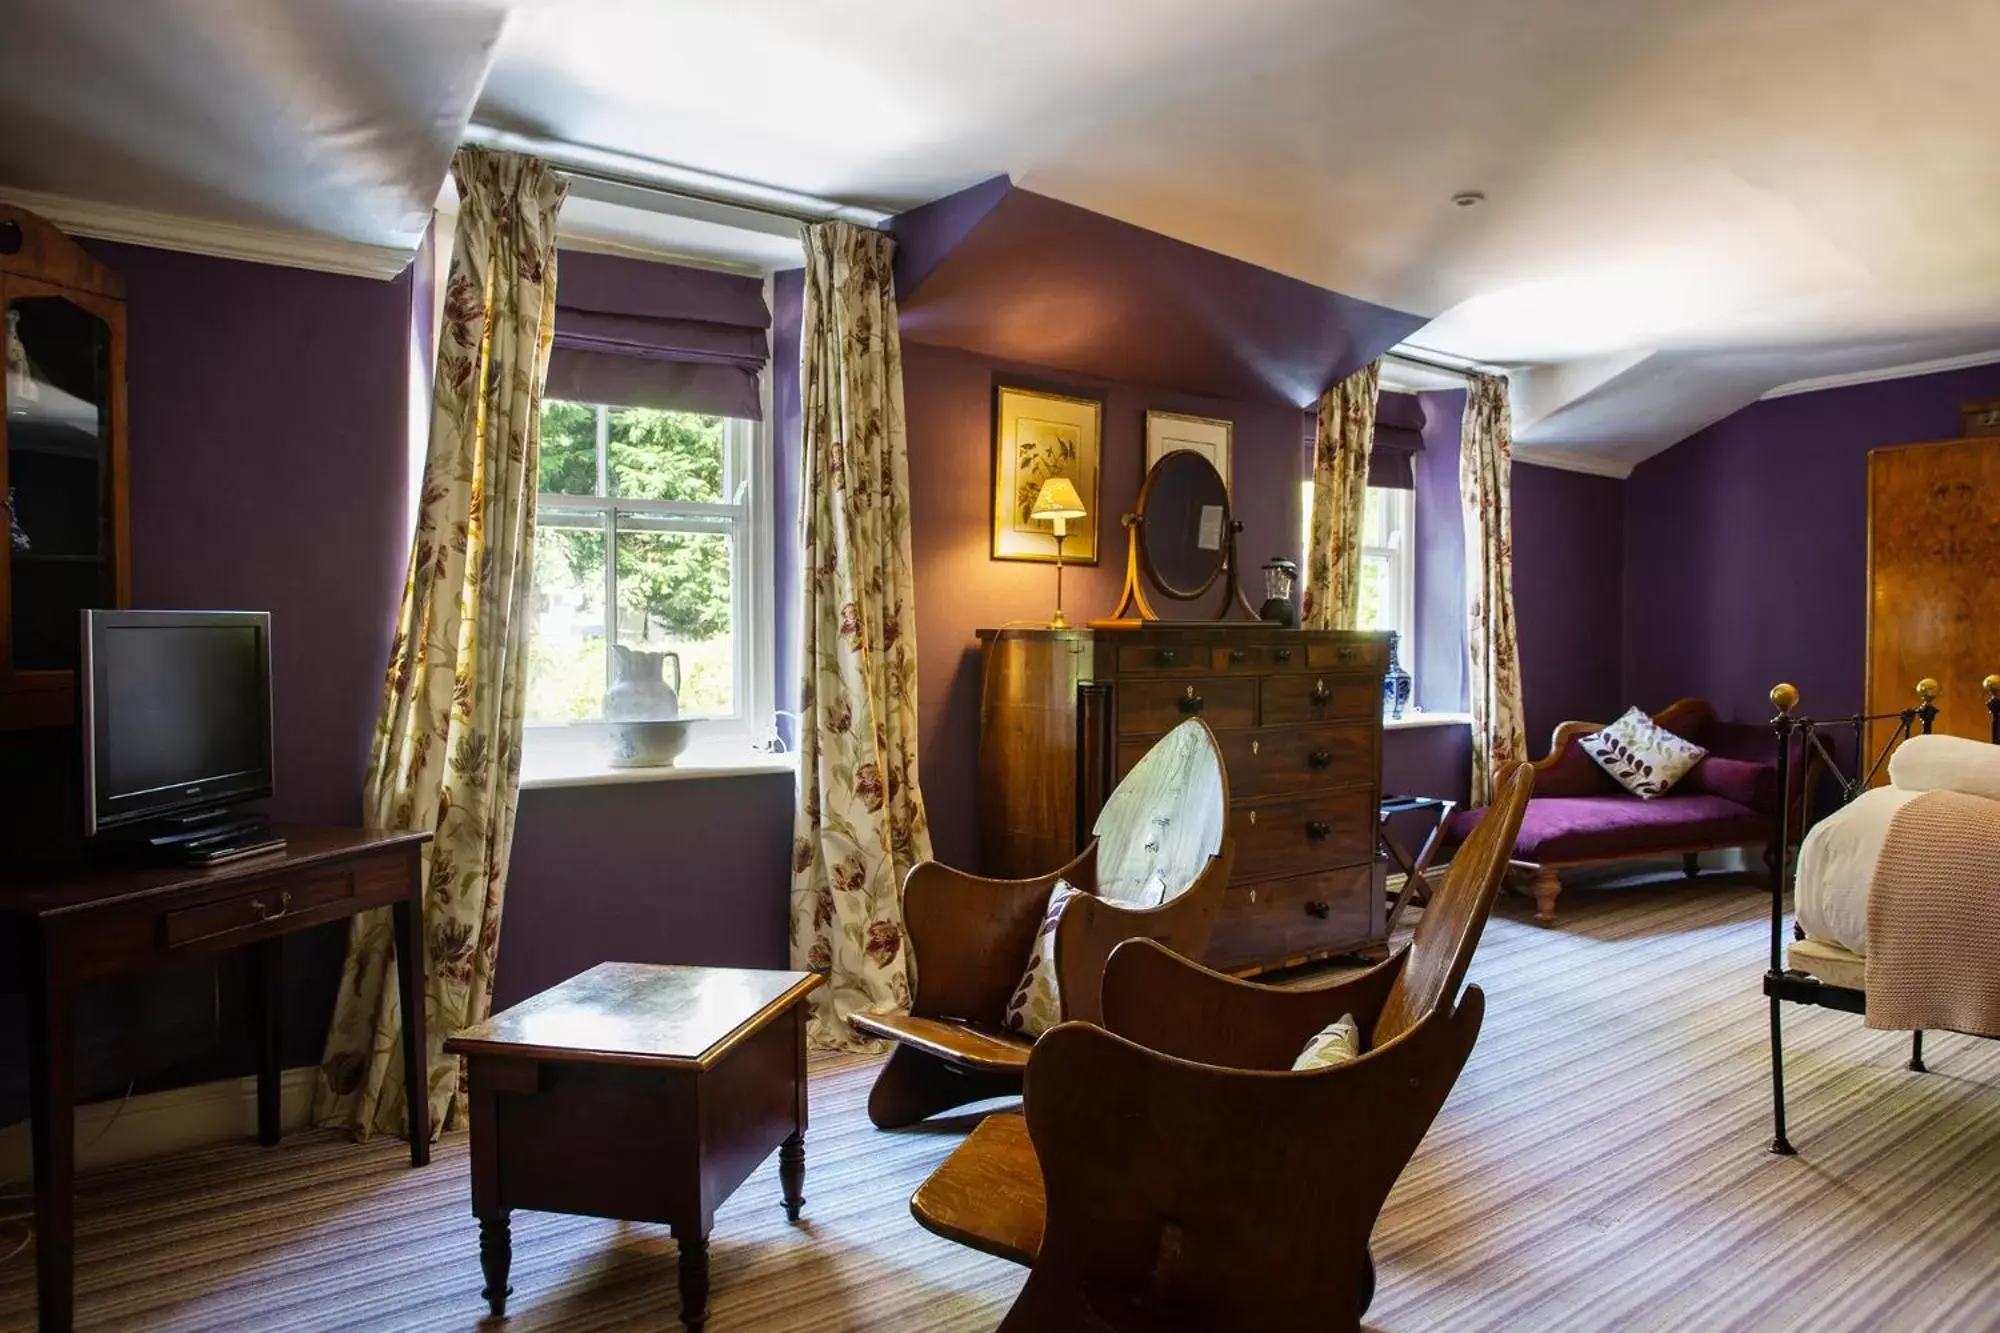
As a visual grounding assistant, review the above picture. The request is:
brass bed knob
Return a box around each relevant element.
[1985,674,2000,700]
[1916,678,1939,704]
[1769,683,1799,715]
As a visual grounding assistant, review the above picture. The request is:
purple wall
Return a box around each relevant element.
[0,241,418,1123]
[902,342,1306,867]
[1623,362,2000,727]
[1514,462,1627,746]
[496,774,794,1009]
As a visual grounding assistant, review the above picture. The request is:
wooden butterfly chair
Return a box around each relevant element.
[910,762,1535,1332]
[851,718,1234,1130]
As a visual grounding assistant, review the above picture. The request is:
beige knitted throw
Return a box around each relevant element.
[1865,788,2000,1037]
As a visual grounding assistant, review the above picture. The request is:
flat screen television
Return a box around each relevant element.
[80,609,274,835]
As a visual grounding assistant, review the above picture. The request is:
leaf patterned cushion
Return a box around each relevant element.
[1002,880,1082,1039]
[1577,707,1708,800]
[1292,1014,1361,1071]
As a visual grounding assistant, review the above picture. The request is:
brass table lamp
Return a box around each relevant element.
[1031,477,1088,628]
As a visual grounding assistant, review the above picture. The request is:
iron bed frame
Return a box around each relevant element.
[1763,674,2000,1155]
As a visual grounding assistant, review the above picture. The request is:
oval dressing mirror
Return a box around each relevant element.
[1139,450,1230,598]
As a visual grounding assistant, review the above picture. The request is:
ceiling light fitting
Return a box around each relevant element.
[1452,191,1485,208]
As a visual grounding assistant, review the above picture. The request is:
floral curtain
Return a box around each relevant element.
[1461,373,1528,806]
[315,148,567,1138]
[790,220,933,1050]
[1301,360,1382,630]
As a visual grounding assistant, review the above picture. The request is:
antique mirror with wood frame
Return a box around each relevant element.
[1096,448,1257,626]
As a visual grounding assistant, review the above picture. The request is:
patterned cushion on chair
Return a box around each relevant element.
[1002,881,1082,1038]
[1292,1014,1361,1071]
[1578,707,1707,799]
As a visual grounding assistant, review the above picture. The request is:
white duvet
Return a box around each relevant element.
[1793,785,1922,957]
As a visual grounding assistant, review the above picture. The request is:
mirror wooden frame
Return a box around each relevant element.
[1095,449,1257,627]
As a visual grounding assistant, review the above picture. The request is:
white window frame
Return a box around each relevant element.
[1299,480,1417,671]
[526,402,775,754]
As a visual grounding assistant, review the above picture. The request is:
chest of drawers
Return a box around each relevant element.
[976,625,1389,974]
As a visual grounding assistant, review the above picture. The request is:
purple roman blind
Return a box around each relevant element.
[545,249,772,420]
[1297,389,1427,489]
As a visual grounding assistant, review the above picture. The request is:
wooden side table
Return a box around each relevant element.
[444,962,823,1332]
[0,827,432,1333]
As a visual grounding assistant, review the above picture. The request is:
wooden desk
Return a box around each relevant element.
[0,826,432,1333]
[446,962,823,1332]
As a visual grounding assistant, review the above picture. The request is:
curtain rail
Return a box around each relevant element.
[460,125,893,230]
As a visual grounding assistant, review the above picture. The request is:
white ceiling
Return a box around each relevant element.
[7,0,1999,468]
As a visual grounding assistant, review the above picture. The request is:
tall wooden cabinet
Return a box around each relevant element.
[978,624,1390,975]
[0,204,130,729]
[1866,434,2000,749]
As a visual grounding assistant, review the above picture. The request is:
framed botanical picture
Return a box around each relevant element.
[1145,411,1234,493]
[992,385,1102,564]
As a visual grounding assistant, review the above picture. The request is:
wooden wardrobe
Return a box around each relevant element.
[1866,432,2000,745]
[977,624,1389,975]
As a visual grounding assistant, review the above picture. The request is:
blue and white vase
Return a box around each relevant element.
[1383,631,1413,721]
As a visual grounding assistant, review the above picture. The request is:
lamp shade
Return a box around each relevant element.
[1031,476,1088,522]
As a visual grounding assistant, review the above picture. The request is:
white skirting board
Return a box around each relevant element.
[0,1066,320,1185]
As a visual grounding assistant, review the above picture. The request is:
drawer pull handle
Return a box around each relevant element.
[249,890,293,922]
[1306,821,1332,841]
[1155,649,1178,667]
[1305,900,1331,920]
[1311,680,1331,706]
[1178,685,1204,715]
[1228,648,1248,663]
[1338,645,1356,663]
[1247,810,1258,826]
[1308,750,1333,769]
[1250,739,1261,755]
[1274,648,1293,664]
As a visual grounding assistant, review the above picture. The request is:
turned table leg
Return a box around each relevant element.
[780,1131,806,1221]
[1531,866,1562,925]
[676,1229,711,1331]
[478,1213,512,1316]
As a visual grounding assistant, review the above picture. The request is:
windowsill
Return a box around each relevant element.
[1383,711,1474,731]
[520,735,796,790]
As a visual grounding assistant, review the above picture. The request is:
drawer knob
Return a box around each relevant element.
[1178,686,1204,715]
[1250,739,1261,755]
[1306,820,1332,841]
[1155,648,1178,667]
[249,890,293,921]
[1308,750,1333,770]
[1274,648,1293,664]
[1305,900,1331,919]
[1338,645,1357,663]
[1311,680,1331,705]
[1248,810,1258,826]
[1229,648,1248,663]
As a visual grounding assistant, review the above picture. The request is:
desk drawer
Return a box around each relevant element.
[1260,673,1379,727]
[1229,788,1376,881]
[163,872,357,949]
[1116,677,1256,734]
[1206,642,1310,673]
[1115,642,1208,674]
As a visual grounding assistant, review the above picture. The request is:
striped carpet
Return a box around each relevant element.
[3,872,1998,1331]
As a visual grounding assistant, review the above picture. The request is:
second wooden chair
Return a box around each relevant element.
[851,718,1234,1129]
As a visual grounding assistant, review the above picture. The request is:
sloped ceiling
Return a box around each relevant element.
[892,180,1424,405]
[0,0,504,253]
[6,0,1998,468]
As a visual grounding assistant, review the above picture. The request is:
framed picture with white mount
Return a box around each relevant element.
[1144,411,1233,494]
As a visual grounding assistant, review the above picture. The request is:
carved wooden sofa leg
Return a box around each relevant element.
[1530,865,1562,925]
[866,1046,1024,1130]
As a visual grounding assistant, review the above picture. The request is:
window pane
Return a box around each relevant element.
[614,519,735,718]
[1357,553,1394,632]
[539,400,601,496]
[527,510,609,721]
[607,408,726,503]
